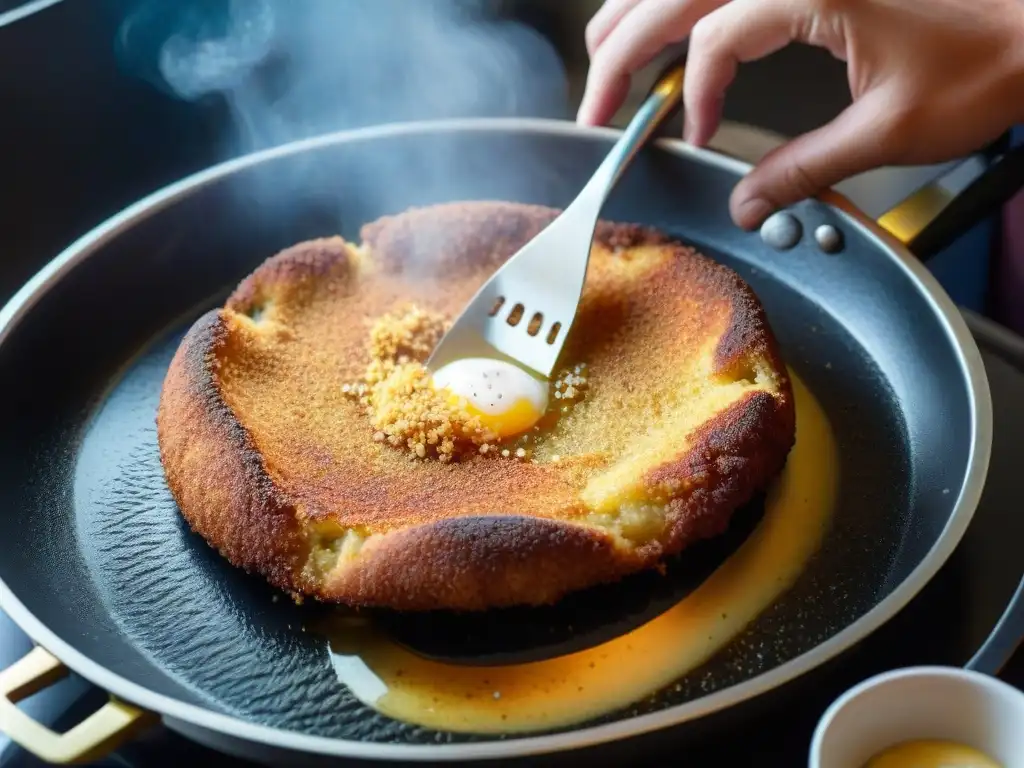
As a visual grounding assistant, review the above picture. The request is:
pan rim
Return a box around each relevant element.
[0,116,992,761]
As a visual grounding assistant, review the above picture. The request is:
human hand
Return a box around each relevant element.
[577,0,1024,230]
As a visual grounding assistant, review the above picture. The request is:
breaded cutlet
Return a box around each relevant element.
[156,201,796,611]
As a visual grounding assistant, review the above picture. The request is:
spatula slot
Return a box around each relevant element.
[527,313,544,336]
[506,303,525,327]
[546,322,562,345]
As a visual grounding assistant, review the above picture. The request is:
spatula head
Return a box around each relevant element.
[426,204,595,378]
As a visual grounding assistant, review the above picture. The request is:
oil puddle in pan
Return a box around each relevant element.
[310,370,838,734]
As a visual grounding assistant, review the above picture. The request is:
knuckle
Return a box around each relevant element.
[781,161,822,200]
[878,103,924,157]
[587,48,619,84]
[689,16,718,50]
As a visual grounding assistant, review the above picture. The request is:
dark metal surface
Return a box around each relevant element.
[67,263,901,711]
[0,125,987,760]
[3,308,1021,768]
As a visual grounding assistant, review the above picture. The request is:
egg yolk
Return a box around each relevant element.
[446,392,545,438]
[864,740,1003,768]
[430,357,549,440]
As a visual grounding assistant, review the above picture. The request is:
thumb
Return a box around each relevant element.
[730,90,904,230]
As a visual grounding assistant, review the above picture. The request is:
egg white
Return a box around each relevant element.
[431,357,549,434]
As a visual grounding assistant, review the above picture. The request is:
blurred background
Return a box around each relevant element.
[0,0,998,316]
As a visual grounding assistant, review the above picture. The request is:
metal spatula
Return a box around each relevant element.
[426,64,686,378]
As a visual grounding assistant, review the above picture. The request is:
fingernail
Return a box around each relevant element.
[735,198,773,230]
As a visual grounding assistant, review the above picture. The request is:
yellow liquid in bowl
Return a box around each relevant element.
[865,739,1003,768]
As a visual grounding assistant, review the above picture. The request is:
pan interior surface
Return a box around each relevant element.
[0,125,974,745]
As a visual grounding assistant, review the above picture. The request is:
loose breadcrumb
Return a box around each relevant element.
[344,304,588,463]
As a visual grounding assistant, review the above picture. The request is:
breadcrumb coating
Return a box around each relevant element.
[156,201,796,610]
[343,304,588,462]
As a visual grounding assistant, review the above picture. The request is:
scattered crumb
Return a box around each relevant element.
[341,305,495,462]
[342,304,588,463]
[369,303,447,363]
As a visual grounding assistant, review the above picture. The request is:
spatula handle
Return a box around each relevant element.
[575,63,685,206]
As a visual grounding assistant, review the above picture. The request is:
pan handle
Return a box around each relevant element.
[0,645,155,764]
[645,57,1024,261]
[875,135,1024,261]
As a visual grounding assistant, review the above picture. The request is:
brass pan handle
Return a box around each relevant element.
[644,55,1024,259]
[0,646,155,764]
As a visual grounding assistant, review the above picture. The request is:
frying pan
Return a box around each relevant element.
[1,89,1023,763]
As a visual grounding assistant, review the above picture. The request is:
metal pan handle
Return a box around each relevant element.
[0,0,65,28]
[876,135,1024,261]
[0,646,154,763]
[645,58,1024,261]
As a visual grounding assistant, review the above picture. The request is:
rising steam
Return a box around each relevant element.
[117,0,568,155]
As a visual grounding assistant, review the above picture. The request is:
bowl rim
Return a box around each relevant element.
[809,665,1024,761]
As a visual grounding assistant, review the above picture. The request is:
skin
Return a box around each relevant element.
[576,0,1024,230]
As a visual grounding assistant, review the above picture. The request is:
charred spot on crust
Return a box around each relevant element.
[322,516,631,611]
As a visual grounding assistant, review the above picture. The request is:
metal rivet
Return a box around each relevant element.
[760,212,802,250]
[814,224,844,254]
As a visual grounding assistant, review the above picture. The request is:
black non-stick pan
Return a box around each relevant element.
[1,98,1023,763]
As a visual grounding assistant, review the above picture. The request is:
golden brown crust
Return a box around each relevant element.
[325,516,637,611]
[156,310,308,594]
[359,201,671,278]
[156,201,796,611]
[656,390,796,556]
[359,201,782,382]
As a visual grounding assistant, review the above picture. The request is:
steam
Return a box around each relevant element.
[115,0,571,269]
[117,0,568,153]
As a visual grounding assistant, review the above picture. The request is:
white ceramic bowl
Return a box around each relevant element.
[810,666,1024,767]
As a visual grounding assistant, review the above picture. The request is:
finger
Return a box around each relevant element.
[730,90,901,229]
[577,0,721,125]
[576,73,634,128]
[683,0,800,146]
[585,0,646,56]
